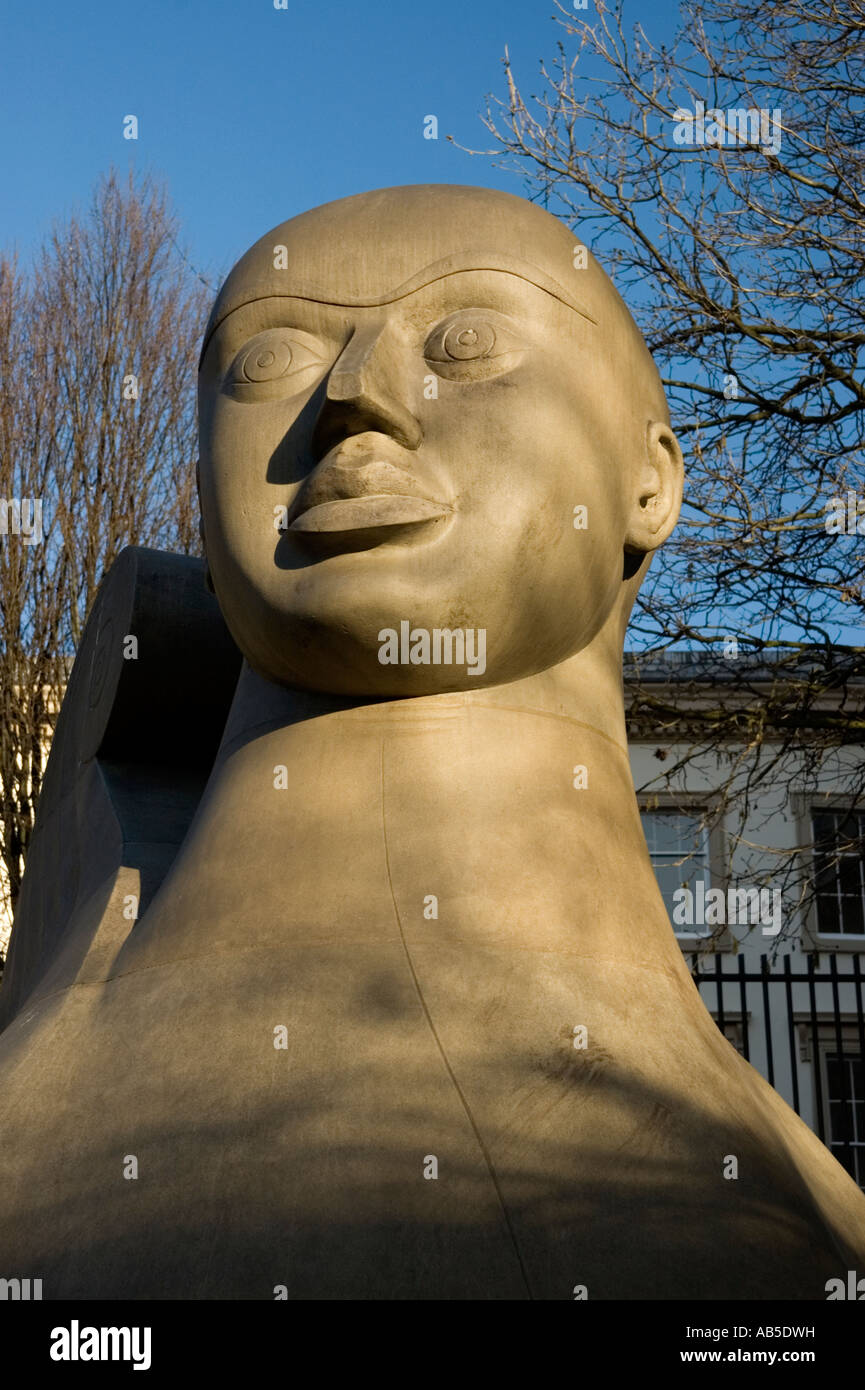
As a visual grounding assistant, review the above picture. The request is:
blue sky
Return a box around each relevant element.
[14,0,834,651]
[0,0,680,281]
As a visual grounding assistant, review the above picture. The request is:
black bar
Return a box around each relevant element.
[807,954,826,1143]
[4,1299,865,1371]
[855,955,865,1187]
[738,952,750,1062]
[783,955,800,1114]
[854,955,865,1097]
[714,953,726,1037]
[760,954,775,1088]
[829,952,852,1172]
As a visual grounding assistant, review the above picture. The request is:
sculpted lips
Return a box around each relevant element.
[289,452,452,534]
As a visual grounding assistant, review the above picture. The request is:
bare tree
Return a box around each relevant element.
[0,170,210,958]
[460,0,865,941]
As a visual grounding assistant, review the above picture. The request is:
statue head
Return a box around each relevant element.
[197,184,682,695]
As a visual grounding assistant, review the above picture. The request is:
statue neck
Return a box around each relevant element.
[124,637,681,975]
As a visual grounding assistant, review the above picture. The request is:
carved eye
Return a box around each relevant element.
[228,330,324,389]
[424,311,522,376]
[441,321,496,360]
[239,340,293,382]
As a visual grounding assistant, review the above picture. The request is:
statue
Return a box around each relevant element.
[1,185,863,1299]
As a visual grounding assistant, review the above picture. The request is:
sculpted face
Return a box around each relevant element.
[198,185,682,694]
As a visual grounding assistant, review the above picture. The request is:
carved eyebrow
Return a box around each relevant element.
[199,252,596,367]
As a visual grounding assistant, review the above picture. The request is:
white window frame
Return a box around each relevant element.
[641,806,714,941]
[810,807,865,944]
[819,1032,865,1191]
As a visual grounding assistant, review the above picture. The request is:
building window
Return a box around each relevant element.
[642,809,711,937]
[824,1048,865,1189]
[711,1016,746,1056]
[812,809,865,937]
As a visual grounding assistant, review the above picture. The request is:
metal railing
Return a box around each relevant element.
[691,952,865,1186]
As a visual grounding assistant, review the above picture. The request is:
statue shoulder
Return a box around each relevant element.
[0,547,241,1030]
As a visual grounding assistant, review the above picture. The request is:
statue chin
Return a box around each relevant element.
[0,184,863,1301]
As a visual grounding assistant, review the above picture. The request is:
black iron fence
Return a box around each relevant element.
[691,952,865,1187]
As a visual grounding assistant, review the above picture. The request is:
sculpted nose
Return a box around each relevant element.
[312,324,422,457]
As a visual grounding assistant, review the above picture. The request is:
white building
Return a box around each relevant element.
[629,650,865,1189]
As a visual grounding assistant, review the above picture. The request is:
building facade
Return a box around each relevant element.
[629,650,865,1190]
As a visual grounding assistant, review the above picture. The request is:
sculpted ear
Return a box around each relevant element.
[624,422,684,554]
